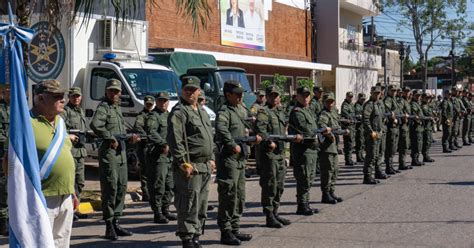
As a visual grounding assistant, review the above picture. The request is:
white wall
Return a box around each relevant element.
[335,67,377,108]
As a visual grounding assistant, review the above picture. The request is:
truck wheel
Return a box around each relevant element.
[127,150,140,180]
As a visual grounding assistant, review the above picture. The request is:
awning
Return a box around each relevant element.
[174,48,332,71]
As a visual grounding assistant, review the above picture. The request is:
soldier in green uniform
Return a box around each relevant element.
[310,86,324,118]
[0,86,10,236]
[255,85,294,228]
[167,76,215,248]
[354,93,366,162]
[450,87,463,150]
[289,86,320,215]
[383,85,401,175]
[376,85,388,177]
[398,87,413,170]
[90,79,139,240]
[249,90,266,116]
[469,92,474,144]
[215,80,259,245]
[461,89,472,145]
[421,93,435,163]
[340,91,356,166]
[362,86,384,184]
[409,90,425,166]
[435,95,443,132]
[441,90,454,153]
[60,87,88,219]
[133,95,155,201]
[145,92,177,224]
[319,92,345,203]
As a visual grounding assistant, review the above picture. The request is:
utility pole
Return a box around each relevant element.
[399,41,405,88]
[370,16,374,46]
[451,37,456,86]
[382,41,387,93]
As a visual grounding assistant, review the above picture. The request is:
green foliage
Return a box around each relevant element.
[296,78,314,91]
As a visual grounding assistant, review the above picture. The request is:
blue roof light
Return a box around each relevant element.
[103,53,117,60]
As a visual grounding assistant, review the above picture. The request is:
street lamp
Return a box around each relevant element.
[399,41,405,88]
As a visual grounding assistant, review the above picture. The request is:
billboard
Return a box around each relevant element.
[220,0,265,50]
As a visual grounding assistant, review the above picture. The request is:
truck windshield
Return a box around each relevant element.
[216,71,252,92]
[122,69,181,99]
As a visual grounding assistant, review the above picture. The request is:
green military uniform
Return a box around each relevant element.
[167,76,214,244]
[450,89,463,149]
[145,93,175,223]
[310,87,324,174]
[133,96,155,201]
[383,85,400,174]
[441,91,454,152]
[90,79,132,240]
[318,92,343,203]
[362,86,384,183]
[354,94,366,162]
[377,95,387,172]
[0,97,10,236]
[409,90,425,166]
[255,86,290,228]
[215,81,254,245]
[469,93,474,143]
[421,95,435,162]
[289,86,319,215]
[340,92,356,165]
[398,88,412,170]
[461,90,472,145]
[60,87,87,199]
[249,90,265,116]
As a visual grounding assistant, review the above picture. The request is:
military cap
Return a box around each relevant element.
[346,91,354,97]
[412,89,422,95]
[313,86,323,92]
[358,93,366,99]
[444,89,452,95]
[68,87,82,96]
[265,85,281,96]
[323,92,335,101]
[255,90,265,96]
[198,91,206,100]
[421,93,429,98]
[463,88,469,93]
[451,86,459,91]
[144,95,155,104]
[371,86,381,93]
[35,79,66,94]
[388,84,399,91]
[402,86,411,92]
[106,79,122,91]
[181,76,201,89]
[223,80,244,93]
[296,86,311,95]
[155,91,170,100]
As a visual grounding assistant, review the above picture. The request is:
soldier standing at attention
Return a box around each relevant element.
[133,95,155,202]
[450,87,463,150]
[409,90,425,167]
[441,90,454,153]
[167,76,215,248]
[341,91,356,166]
[60,87,88,220]
[376,85,388,178]
[398,87,413,170]
[145,92,177,224]
[310,86,324,119]
[90,79,140,240]
[421,93,435,163]
[215,80,260,246]
[461,89,472,146]
[354,93,366,163]
[383,85,401,175]
[362,86,384,184]
[289,86,320,215]
[0,86,10,236]
[249,90,266,116]
[255,85,294,228]
[319,92,344,203]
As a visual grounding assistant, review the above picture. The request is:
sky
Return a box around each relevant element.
[364,1,473,61]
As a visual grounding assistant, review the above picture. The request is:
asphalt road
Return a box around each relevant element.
[1,134,473,247]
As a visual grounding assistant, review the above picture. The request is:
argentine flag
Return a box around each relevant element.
[0,4,55,248]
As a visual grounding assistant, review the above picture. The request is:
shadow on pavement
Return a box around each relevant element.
[430,181,474,186]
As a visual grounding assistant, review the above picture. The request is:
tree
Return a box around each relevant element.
[457,36,474,78]
[380,0,470,91]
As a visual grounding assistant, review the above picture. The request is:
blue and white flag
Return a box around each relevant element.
[0,3,55,248]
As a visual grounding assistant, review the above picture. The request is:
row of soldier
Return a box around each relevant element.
[0,78,473,248]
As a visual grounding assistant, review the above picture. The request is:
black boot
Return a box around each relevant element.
[356,154,365,163]
[182,238,195,248]
[0,218,8,236]
[273,207,291,225]
[363,176,379,185]
[265,211,283,228]
[449,145,458,151]
[296,203,313,216]
[375,170,389,179]
[162,206,177,221]
[105,220,118,240]
[306,202,319,214]
[443,146,452,153]
[154,212,169,224]
[321,192,337,204]
[113,219,133,236]
[455,142,462,149]
[345,158,355,166]
[220,230,241,245]
[232,230,253,241]
[423,155,435,163]
[330,192,343,202]
[193,235,202,248]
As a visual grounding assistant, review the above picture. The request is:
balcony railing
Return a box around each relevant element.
[340,40,382,56]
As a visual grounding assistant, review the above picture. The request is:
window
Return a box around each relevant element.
[121,69,181,99]
[90,68,122,100]
[246,74,256,91]
[260,74,273,85]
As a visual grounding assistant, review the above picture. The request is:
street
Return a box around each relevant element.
[1,134,474,248]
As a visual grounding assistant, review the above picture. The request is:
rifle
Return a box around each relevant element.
[314,127,350,136]
[340,118,361,124]
[69,129,96,146]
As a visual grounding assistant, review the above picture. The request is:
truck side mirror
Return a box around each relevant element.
[203,83,212,93]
